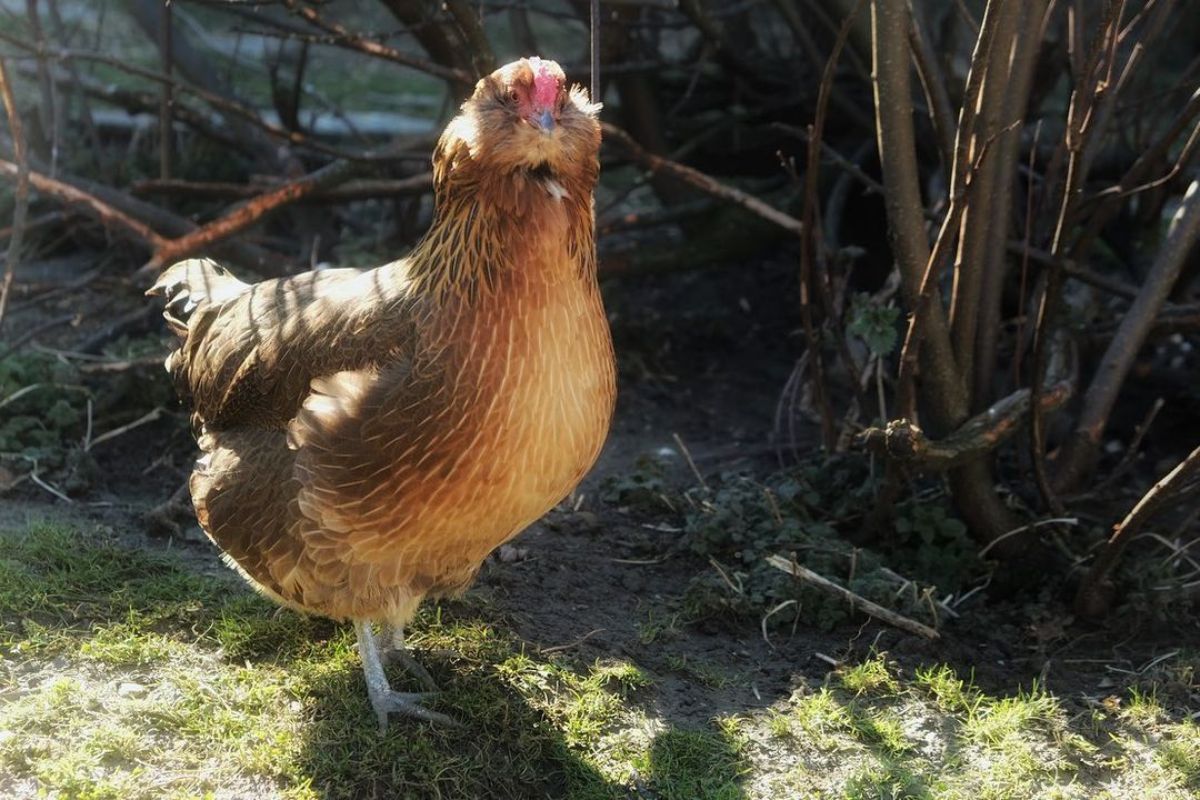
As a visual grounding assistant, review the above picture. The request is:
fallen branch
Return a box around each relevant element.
[857,382,1072,470]
[141,158,363,275]
[0,158,169,250]
[766,554,940,639]
[1075,443,1200,619]
[131,173,432,202]
[601,122,805,238]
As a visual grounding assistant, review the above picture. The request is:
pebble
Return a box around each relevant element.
[117,682,148,698]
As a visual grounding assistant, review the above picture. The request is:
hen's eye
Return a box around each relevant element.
[506,89,520,105]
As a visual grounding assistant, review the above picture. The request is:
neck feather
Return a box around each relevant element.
[406,165,596,299]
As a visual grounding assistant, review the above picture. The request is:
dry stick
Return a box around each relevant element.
[773,124,885,195]
[158,0,173,180]
[907,7,955,173]
[142,157,362,275]
[1074,89,1200,258]
[0,158,169,251]
[0,34,411,164]
[25,0,58,174]
[131,173,433,202]
[443,0,496,75]
[1031,0,1126,508]
[1075,443,1200,618]
[0,58,30,330]
[972,0,1050,408]
[946,0,1021,389]
[43,0,103,177]
[1009,242,1139,300]
[0,154,285,274]
[799,0,865,451]
[85,406,164,451]
[1011,120,1043,387]
[42,66,257,158]
[1055,179,1200,489]
[601,122,805,238]
[281,0,473,85]
[766,554,939,639]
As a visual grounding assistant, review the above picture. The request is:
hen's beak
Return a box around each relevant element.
[534,108,555,133]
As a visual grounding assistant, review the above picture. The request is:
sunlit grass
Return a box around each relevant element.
[2,522,1197,799]
[0,522,741,799]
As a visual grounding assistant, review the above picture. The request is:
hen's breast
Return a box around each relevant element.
[419,261,614,575]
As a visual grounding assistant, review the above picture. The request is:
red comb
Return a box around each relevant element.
[528,57,559,108]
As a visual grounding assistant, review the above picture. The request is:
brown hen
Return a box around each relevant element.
[148,58,615,729]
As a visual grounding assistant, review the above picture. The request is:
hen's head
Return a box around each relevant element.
[435,57,601,193]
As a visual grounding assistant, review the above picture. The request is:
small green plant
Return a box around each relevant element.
[600,455,672,514]
[847,293,901,357]
[840,654,900,696]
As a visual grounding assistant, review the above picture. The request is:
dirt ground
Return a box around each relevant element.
[2,249,1198,799]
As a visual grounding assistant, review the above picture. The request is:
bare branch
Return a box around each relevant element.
[858,383,1072,471]
[0,57,29,329]
[283,0,474,85]
[142,158,363,275]
[1076,442,1200,618]
[1055,179,1200,489]
[601,122,805,238]
[0,157,169,251]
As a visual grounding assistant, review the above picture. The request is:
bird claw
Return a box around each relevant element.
[369,689,459,731]
[382,646,441,692]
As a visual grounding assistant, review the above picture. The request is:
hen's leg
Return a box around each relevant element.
[354,620,454,731]
[380,621,439,691]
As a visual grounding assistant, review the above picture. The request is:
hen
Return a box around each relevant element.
[148,58,615,730]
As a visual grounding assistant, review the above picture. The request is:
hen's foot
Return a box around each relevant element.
[380,622,440,691]
[355,620,457,731]
[367,689,455,731]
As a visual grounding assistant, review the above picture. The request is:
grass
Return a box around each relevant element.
[2,520,1198,799]
[735,654,1199,800]
[0,522,743,799]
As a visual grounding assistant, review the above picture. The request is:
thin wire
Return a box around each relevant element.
[590,0,600,101]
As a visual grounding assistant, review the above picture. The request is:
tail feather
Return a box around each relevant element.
[147,258,249,340]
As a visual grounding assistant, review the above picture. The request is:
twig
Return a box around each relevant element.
[0,312,75,360]
[1076,443,1200,618]
[672,432,710,492]
[0,158,168,250]
[761,599,798,647]
[158,0,174,180]
[978,517,1080,558]
[1055,180,1200,489]
[85,407,164,452]
[282,0,473,85]
[0,33,411,163]
[540,628,606,655]
[131,174,433,202]
[0,57,29,330]
[601,122,804,238]
[141,158,362,275]
[766,554,939,639]
[29,468,71,503]
[798,0,866,451]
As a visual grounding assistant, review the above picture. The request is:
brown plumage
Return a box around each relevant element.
[148,58,614,729]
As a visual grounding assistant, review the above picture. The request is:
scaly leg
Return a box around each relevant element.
[354,620,455,731]
[380,621,440,692]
